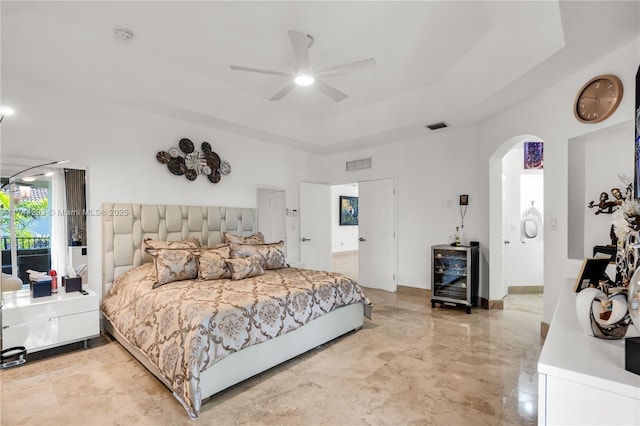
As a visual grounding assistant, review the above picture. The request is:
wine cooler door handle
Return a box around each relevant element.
[359,237,366,242]
[301,237,311,242]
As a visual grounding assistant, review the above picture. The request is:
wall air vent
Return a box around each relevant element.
[425,121,448,130]
[346,157,372,172]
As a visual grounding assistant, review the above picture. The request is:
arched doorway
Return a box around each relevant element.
[489,134,544,304]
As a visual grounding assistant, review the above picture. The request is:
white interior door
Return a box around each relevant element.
[268,191,287,244]
[300,182,330,271]
[257,188,286,243]
[358,178,396,291]
[502,173,509,290]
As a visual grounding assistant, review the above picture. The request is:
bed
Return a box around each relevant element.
[101,202,371,418]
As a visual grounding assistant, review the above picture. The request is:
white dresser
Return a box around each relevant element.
[1,288,100,352]
[537,280,640,425]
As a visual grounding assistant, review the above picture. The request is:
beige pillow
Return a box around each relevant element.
[230,240,288,270]
[147,248,198,288]
[223,232,265,245]
[225,255,265,280]
[143,237,200,251]
[144,238,201,281]
[197,246,231,280]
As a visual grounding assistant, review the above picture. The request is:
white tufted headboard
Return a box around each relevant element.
[101,202,257,295]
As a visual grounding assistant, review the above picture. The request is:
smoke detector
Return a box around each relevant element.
[114,28,134,42]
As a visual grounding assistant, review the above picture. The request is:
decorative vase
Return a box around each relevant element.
[628,267,640,335]
[616,230,640,286]
[575,287,631,339]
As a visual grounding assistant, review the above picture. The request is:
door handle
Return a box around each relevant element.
[359,237,366,242]
[301,237,311,242]
[504,240,510,245]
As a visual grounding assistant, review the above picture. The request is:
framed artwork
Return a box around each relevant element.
[339,196,358,226]
[573,257,611,292]
[524,141,544,169]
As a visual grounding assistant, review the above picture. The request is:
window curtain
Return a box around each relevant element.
[64,169,86,245]
[51,169,72,276]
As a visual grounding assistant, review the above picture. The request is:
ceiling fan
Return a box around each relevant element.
[229,30,375,103]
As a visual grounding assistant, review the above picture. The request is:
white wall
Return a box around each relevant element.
[322,126,486,290]
[483,37,639,324]
[582,135,633,256]
[1,78,322,296]
[331,183,359,253]
[4,35,638,327]
[566,126,633,261]
[502,143,544,287]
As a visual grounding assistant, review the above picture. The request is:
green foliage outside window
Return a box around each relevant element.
[0,191,50,249]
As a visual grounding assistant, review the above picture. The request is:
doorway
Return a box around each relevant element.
[256,187,287,251]
[301,178,397,291]
[490,136,544,301]
[503,144,544,292]
[330,183,359,280]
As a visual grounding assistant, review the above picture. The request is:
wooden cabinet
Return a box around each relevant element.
[431,244,479,314]
[2,288,99,352]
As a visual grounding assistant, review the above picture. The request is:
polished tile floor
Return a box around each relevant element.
[331,250,359,281]
[0,287,543,425]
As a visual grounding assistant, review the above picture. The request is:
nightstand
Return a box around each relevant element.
[1,288,99,352]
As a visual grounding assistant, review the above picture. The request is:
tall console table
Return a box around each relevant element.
[537,280,640,425]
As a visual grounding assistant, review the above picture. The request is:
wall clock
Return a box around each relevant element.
[574,74,623,123]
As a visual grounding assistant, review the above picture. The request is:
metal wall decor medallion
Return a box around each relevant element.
[156,139,231,184]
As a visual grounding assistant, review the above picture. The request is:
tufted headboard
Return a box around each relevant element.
[101,202,257,295]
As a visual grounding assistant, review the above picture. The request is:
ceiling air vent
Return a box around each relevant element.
[346,157,372,172]
[425,121,448,130]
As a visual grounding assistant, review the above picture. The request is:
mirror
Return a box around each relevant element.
[567,120,634,260]
[1,160,88,292]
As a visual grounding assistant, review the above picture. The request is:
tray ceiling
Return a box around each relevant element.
[2,1,639,154]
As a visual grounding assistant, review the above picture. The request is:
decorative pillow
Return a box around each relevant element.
[225,254,265,280]
[197,245,231,280]
[147,248,198,288]
[230,240,288,270]
[143,238,201,281]
[223,232,265,245]
[143,237,200,251]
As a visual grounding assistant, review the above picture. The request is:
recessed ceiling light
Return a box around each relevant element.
[294,74,314,86]
[0,106,15,116]
[114,28,134,42]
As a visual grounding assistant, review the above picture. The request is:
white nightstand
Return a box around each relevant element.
[1,288,100,352]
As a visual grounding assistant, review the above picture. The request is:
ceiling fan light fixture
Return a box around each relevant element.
[294,74,314,86]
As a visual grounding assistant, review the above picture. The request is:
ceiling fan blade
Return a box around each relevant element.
[269,83,296,101]
[314,79,348,103]
[316,58,376,78]
[230,65,293,77]
[288,30,312,74]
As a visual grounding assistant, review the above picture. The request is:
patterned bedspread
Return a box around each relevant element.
[101,264,371,417]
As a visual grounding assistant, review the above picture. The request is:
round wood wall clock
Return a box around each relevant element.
[574,74,623,123]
